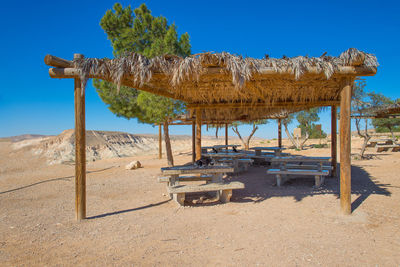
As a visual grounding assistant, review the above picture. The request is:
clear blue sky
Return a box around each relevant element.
[1,0,399,138]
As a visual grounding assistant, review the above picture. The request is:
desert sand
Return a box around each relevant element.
[0,133,399,266]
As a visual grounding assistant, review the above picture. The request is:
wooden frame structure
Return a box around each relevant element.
[44,48,377,219]
[351,103,400,119]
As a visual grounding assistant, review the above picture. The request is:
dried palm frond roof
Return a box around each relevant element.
[47,48,378,122]
[73,48,377,91]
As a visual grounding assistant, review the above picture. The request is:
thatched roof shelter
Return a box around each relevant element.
[48,48,377,122]
[45,47,378,219]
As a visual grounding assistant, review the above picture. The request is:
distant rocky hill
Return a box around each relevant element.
[1,134,51,142]
[11,130,193,165]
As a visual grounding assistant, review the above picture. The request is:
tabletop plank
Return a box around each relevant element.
[250,147,286,151]
[271,156,331,163]
[161,165,234,175]
[202,153,246,158]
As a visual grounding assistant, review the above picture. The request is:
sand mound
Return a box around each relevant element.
[12,129,192,165]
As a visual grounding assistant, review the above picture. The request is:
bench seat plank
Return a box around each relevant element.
[267,169,329,176]
[285,164,333,170]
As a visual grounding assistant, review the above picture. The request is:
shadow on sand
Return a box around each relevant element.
[225,163,392,212]
[87,199,172,220]
[0,166,115,195]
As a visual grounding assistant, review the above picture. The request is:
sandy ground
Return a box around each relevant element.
[0,137,400,266]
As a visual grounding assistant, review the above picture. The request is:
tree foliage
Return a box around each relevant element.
[296,108,326,139]
[95,3,191,166]
[95,3,191,124]
[281,108,325,150]
[136,92,185,124]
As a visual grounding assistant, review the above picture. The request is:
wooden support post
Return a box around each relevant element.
[158,124,162,159]
[331,106,337,177]
[195,109,202,161]
[340,79,352,215]
[278,119,282,148]
[192,121,196,163]
[225,123,228,146]
[74,53,86,221]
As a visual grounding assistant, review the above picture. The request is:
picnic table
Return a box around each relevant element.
[214,144,241,151]
[367,138,393,147]
[202,152,248,172]
[160,165,244,205]
[268,156,332,187]
[376,143,400,152]
[250,146,286,157]
[201,144,241,153]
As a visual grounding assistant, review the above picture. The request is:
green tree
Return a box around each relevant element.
[137,92,185,165]
[295,108,324,149]
[369,92,400,139]
[281,109,324,150]
[95,3,191,166]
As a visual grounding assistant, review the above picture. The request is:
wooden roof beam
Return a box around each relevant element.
[48,68,181,101]
[44,55,73,68]
[48,64,376,80]
[187,100,340,110]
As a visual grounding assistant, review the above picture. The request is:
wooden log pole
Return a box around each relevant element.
[74,54,86,221]
[278,119,282,148]
[158,124,162,159]
[331,106,337,177]
[225,123,228,146]
[44,54,73,68]
[195,109,202,161]
[340,78,353,215]
[192,121,196,163]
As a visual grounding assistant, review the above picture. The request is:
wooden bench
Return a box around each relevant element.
[158,175,212,183]
[161,165,239,206]
[367,139,393,148]
[168,181,245,205]
[376,144,400,152]
[267,169,329,187]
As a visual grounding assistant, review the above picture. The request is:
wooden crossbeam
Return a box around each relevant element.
[187,100,340,110]
[46,59,377,78]
[44,55,73,68]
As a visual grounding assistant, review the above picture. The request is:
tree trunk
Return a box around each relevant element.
[232,124,259,150]
[232,125,247,150]
[359,136,371,158]
[299,131,309,150]
[215,127,219,139]
[283,122,299,149]
[388,127,395,140]
[355,117,370,159]
[163,122,174,166]
[246,124,258,150]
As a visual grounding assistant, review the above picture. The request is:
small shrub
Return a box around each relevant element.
[313,144,328,148]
